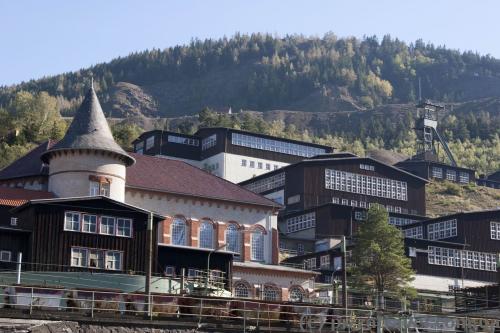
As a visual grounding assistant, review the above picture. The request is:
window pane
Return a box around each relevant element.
[225,224,240,255]
[100,216,115,235]
[82,214,97,233]
[199,221,214,249]
[171,218,186,245]
[65,212,80,231]
[251,231,264,261]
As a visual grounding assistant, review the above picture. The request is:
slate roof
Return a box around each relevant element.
[126,153,280,208]
[40,86,135,166]
[0,187,54,207]
[0,140,55,180]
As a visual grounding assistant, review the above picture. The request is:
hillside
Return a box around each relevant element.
[2,34,500,118]
[426,181,500,217]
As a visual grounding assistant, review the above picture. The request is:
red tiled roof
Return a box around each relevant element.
[0,187,55,207]
[0,140,55,180]
[127,153,279,208]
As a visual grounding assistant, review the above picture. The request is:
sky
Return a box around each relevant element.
[1,0,499,86]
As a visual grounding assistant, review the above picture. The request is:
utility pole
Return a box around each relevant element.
[145,211,153,315]
[342,236,348,316]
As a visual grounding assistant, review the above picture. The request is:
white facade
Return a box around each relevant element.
[48,151,127,202]
[411,274,490,292]
[155,152,289,183]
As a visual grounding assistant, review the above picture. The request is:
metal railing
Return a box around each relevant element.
[1,284,499,332]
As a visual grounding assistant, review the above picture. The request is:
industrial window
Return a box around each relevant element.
[145,136,155,150]
[232,132,326,158]
[199,220,214,249]
[167,135,199,146]
[297,243,304,255]
[354,211,367,221]
[350,200,357,207]
[286,212,315,234]
[10,217,18,226]
[165,266,175,276]
[389,216,418,226]
[105,251,122,270]
[135,141,144,154]
[64,212,81,231]
[491,222,500,240]
[241,159,247,167]
[225,224,241,256]
[100,216,115,235]
[427,219,457,240]
[360,164,375,171]
[266,163,271,170]
[325,169,408,201]
[0,250,12,262]
[432,167,443,178]
[244,173,285,194]
[251,230,265,262]
[304,257,316,270]
[428,246,497,272]
[403,226,423,239]
[289,286,305,302]
[116,218,132,237]
[171,218,187,245]
[249,161,255,168]
[201,134,217,150]
[320,255,330,269]
[263,285,280,301]
[446,170,457,181]
[341,199,348,205]
[234,282,250,298]
[82,214,97,233]
[258,162,263,169]
[88,249,105,269]
[332,197,339,204]
[459,172,469,183]
[71,248,87,267]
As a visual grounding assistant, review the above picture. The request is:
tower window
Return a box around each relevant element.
[89,176,111,197]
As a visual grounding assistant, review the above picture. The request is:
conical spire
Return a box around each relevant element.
[41,85,135,166]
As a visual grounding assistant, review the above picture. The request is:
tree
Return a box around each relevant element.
[351,204,414,309]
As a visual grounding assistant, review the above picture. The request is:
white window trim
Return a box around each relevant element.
[64,211,81,232]
[0,250,12,262]
[116,218,133,238]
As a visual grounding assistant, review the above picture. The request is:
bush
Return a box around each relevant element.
[440,182,463,196]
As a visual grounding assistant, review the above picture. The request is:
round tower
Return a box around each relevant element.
[41,84,135,202]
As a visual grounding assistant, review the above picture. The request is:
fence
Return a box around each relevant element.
[0,284,499,332]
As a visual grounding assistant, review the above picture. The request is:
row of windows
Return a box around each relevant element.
[240,159,281,171]
[431,167,470,183]
[389,216,419,226]
[168,135,199,146]
[491,222,500,240]
[201,134,217,150]
[70,247,122,271]
[286,212,316,234]
[428,246,497,272]
[244,173,285,194]
[360,164,375,171]
[333,197,410,216]
[427,219,457,240]
[403,226,424,239]
[231,133,326,157]
[64,211,132,237]
[170,218,266,262]
[325,169,408,201]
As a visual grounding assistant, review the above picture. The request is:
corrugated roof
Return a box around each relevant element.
[41,86,135,166]
[0,187,54,207]
[127,153,280,208]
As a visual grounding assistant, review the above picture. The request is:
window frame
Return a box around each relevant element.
[0,250,12,262]
[64,211,81,232]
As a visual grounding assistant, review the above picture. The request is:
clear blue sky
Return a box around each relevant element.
[1,0,498,86]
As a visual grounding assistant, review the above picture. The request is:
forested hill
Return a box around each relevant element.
[2,33,500,117]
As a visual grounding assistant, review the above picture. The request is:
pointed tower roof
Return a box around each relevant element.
[41,85,135,166]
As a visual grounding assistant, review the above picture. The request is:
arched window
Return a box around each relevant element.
[171,217,187,245]
[225,223,241,256]
[263,284,280,302]
[251,230,265,262]
[289,286,305,302]
[234,281,251,298]
[199,219,214,249]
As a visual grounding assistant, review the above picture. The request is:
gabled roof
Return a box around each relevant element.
[0,187,55,207]
[41,86,135,166]
[0,140,55,180]
[126,153,280,208]
[12,195,165,219]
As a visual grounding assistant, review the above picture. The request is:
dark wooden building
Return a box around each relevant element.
[477,170,500,189]
[11,196,165,274]
[395,159,476,185]
[402,210,500,285]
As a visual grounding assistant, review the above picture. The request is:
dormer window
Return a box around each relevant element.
[89,176,111,197]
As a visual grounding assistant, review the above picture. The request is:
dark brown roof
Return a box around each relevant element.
[41,86,135,166]
[0,187,54,207]
[127,153,280,208]
[0,140,55,180]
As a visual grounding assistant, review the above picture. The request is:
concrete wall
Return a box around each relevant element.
[48,151,126,202]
